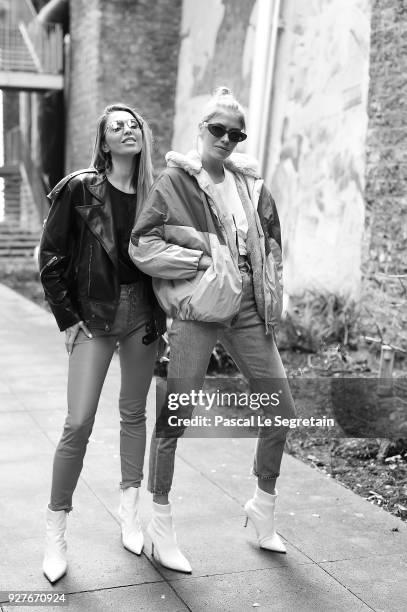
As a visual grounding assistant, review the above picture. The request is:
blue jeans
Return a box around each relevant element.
[148,270,296,495]
[49,283,157,511]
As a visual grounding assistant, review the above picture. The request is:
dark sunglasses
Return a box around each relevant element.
[105,118,142,133]
[203,121,247,143]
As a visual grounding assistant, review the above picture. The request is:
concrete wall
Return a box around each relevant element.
[172,0,256,153]
[66,0,183,173]
[269,0,371,301]
[172,0,371,302]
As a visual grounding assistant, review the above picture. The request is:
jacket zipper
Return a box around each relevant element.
[88,244,93,295]
[40,255,58,276]
[232,214,240,254]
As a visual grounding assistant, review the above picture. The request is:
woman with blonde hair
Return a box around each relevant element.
[130,87,296,573]
[39,103,164,582]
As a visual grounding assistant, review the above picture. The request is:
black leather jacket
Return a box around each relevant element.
[39,168,165,341]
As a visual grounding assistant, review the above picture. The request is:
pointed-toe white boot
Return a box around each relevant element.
[42,508,68,583]
[147,502,192,573]
[118,486,144,555]
[244,487,286,553]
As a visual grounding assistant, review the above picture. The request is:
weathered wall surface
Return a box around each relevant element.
[172,0,256,153]
[362,0,407,348]
[269,0,371,301]
[173,0,371,303]
[66,0,183,173]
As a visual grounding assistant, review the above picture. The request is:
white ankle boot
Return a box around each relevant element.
[147,502,192,573]
[118,487,144,555]
[244,487,286,553]
[42,508,68,583]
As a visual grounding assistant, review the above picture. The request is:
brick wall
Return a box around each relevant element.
[362,0,407,348]
[65,0,101,171]
[66,0,183,173]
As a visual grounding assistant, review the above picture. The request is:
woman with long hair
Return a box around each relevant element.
[39,103,163,582]
[129,87,296,573]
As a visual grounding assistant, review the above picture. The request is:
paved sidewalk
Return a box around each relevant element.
[0,283,406,612]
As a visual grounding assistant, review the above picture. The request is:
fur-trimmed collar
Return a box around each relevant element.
[165,149,261,179]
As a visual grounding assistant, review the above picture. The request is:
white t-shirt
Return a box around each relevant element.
[213,169,248,255]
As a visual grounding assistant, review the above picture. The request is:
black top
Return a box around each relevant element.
[107,180,140,284]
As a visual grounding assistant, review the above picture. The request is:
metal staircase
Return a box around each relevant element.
[0,129,45,263]
[0,0,64,263]
[0,0,63,90]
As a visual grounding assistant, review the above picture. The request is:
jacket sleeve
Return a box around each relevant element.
[129,174,203,279]
[258,183,282,251]
[38,181,82,331]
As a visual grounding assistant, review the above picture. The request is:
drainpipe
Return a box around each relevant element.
[247,0,281,174]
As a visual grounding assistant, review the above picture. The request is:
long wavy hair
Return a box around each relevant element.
[91,103,154,208]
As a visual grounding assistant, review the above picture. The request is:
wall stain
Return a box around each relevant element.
[192,0,256,102]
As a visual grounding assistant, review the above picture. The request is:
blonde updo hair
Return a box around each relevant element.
[200,86,246,130]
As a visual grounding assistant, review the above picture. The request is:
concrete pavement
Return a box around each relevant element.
[0,283,406,612]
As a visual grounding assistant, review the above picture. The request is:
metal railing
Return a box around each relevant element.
[5,127,49,223]
[0,0,63,74]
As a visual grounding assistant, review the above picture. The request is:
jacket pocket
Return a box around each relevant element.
[185,261,241,322]
[39,255,58,277]
[152,243,242,323]
[153,272,201,316]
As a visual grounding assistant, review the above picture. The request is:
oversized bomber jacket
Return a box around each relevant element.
[129,150,283,332]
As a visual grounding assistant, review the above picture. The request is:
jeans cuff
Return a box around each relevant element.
[48,503,73,513]
[120,481,141,490]
[251,469,280,479]
[147,487,170,495]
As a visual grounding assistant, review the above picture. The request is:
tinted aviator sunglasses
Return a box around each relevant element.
[203,121,247,143]
[105,118,143,133]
